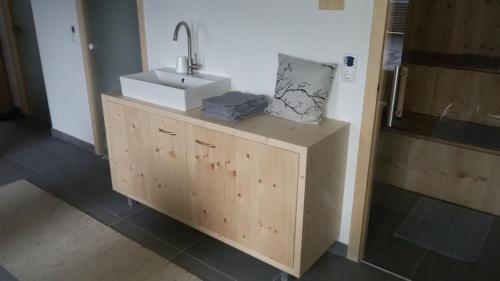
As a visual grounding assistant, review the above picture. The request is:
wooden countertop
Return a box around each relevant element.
[103,92,349,153]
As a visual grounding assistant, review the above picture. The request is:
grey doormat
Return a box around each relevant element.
[394,197,493,262]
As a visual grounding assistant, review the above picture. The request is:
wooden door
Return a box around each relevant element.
[104,101,151,201]
[147,114,189,220]
[0,44,12,114]
[186,124,299,267]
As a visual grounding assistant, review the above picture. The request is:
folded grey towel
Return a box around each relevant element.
[203,91,267,109]
[202,91,268,122]
[203,104,267,122]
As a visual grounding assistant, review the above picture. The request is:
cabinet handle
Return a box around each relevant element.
[158,128,176,136]
[195,139,216,148]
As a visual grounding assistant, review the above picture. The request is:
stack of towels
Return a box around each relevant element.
[202,91,268,122]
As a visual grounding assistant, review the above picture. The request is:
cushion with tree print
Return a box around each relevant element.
[266,54,337,124]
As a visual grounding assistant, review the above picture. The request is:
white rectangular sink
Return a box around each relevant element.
[120,67,231,111]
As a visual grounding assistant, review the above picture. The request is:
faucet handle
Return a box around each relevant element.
[189,53,202,71]
[190,63,202,70]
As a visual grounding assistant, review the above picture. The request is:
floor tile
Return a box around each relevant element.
[25,174,67,197]
[0,264,17,281]
[413,251,500,281]
[171,253,235,281]
[287,252,402,281]
[0,157,36,186]
[184,236,279,281]
[25,174,121,226]
[329,241,348,257]
[0,120,50,157]
[111,220,179,260]
[39,156,110,192]
[8,138,95,172]
[367,205,406,233]
[67,195,122,226]
[78,180,144,218]
[478,217,500,264]
[125,207,205,250]
[371,181,421,215]
[364,227,426,278]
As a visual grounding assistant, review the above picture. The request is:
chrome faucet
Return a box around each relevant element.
[173,21,199,75]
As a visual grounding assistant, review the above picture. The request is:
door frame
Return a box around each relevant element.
[347,0,390,261]
[75,0,148,155]
[0,0,30,115]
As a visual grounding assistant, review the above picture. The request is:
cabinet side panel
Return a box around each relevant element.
[300,125,349,274]
[103,101,133,194]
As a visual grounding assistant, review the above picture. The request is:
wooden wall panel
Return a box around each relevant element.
[401,65,500,127]
[405,0,500,57]
[403,65,437,115]
[375,131,500,216]
[405,0,454,54]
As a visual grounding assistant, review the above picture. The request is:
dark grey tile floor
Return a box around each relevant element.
[0,118,401,281]
[365,181,500,281]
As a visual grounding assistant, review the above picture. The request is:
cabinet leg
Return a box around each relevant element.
[280,272,290,281]
[127,198,137,208]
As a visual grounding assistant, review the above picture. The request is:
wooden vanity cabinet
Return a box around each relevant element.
[102,93,349,277]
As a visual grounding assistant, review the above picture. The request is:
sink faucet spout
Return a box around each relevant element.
[173,21,198,75]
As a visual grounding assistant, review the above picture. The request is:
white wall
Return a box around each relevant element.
[31,0,94,144]
[144,0,374,243]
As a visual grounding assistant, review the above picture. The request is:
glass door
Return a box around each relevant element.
[364,0,500,280]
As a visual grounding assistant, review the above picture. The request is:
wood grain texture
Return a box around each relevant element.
[104,102,151,200]
[102,93,349,277]
[401,65,500,127]
[75,0,102,155]
[300,125,349,275]
[348,0,389,261]
[405,0,500,57]
[103,92,347,152]
[136,0,148,71]
[148,114,189,220]
[186,124,300,268]
[319,0,345,10]
[375,131,500,216]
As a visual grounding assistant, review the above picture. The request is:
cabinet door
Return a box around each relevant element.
[147,114,189,220]
[233,137,299,268]
[104,102,152,201]
[186,124,299,268]
[185,125,237,234]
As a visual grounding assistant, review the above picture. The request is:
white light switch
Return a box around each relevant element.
[342,54,357,83]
